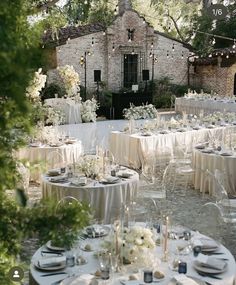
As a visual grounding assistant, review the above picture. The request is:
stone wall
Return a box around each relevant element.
[48,10,189,93]
[190,62,236,97]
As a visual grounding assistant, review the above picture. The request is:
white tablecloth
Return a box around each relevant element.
[192,148,236,196]
[29,230,236,285]
[42,169,139,223]
[110,126,236,169]
[44,98,82,124]
[175,97,236,115]
[17,142,83,181]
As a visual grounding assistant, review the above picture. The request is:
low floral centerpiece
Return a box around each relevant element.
[103,225,157,267]
[123,103,158,120]
[75,155,102,178]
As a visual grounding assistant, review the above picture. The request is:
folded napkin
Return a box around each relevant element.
[103,176,119,183]
[38,256,66,268]
[192,237,218,249]
[174,275,199,285]
[70,274,94,285]
[196,253,226,270]
[49,176,67,182]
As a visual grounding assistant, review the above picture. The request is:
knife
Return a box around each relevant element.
[41,272,67,277]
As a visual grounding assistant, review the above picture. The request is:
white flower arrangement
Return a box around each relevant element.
[81,98,99,123]
[123,103,158,120]
[103,226,156,266]
[75,155,102,177]
[33,125,61,145]
[26,68,47,102]
[44,105,65,126]
[58,65,80,98]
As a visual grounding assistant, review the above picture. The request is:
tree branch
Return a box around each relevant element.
[168,13,185,42]
[36,0,61,12]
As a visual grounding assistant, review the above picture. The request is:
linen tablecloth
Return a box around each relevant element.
[175,97,236,115]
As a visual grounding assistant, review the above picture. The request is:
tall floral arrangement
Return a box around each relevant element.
[58,65,80,98]
[26,68,47,102]
[81,98,99,123]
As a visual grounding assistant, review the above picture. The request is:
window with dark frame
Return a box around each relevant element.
[123,54,138,88]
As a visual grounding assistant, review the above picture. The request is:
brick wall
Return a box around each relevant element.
[48,10,189,93]
[190,62,236,97]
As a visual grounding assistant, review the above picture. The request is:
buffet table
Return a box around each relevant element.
[192,147,236,196]
[175,97,236,116]
[44,98,82,124]
[29,227,236,285]
[110,126,236,169]
[42,168,139,223]
[17,142,83,181]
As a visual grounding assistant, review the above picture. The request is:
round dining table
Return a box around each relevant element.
[29,227,236,285]
[17,141,83,181]
[192,147,236,196]
[42,168,139,223]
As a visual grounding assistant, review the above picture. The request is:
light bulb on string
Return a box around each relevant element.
[233,40,236,49]
[154,57,158,63]
[212,37,216,45]
[143,18,145,24]
[149,52,153,58]
[132,49,135,55]
[84,0,88,4]
[181,52,184,59]
[172,43,175,52]
[128,37,131,42]
[226,54,229,58]
[168,26,171,32]
[167,51,169,58]
[151,42,154,48]
[208,54,212,58]
[221,52,224,56]
[91,37,94,46]
[112,43,115,52]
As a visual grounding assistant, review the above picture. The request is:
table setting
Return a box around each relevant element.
[109,112,236,169]
[42,150,139,223]
[29,219,236,285]
[192,143,236,196]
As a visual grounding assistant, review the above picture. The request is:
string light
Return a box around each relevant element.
[151,42,154,48]
[168,26,171,32]
[128,37,131,42]
[226,54,229,58]
[212,37,216,45]
[103,31,106,36]
[91,37,94,46]
[132,49,135,55]
[112,43,115,52]
[172,43,175,52]
[181,52,184,59]
[143,19,145,24]
[167,51,169,58]
[149,52,153,57]
[208,54,212,58]
[233,40,236,49]
[154,57,158,63]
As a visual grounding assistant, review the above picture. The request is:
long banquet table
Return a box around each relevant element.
[17,142,83,181]
[29,229,236,285]
[175,97,236,115]
[192,147,236,196]
[110,126,236,169]
[44,98,82,124]
[42,168,139,223]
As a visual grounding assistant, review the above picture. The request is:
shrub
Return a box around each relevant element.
[41,83,65,101]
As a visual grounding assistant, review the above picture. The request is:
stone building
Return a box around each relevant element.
[189,48,236,96]
[43,0,191,95]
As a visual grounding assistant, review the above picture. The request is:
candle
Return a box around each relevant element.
[164,216,168,254]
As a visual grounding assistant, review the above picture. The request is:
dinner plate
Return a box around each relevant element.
[34,259,66,271]
[220,152,233,156]
[168,276,206,285]
[193,260,228,274]
[46,241,65,252]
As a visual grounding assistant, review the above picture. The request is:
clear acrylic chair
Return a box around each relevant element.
[202,169,236,224]
[46,150,65,171]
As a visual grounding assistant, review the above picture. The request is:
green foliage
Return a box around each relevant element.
[192,3,236,54]
[41,83,66,100]
[148,0,200,43]
[26,199,91,249]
